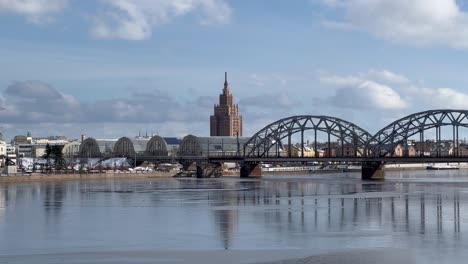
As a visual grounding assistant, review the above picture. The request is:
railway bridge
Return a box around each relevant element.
[81,109,468,180]
[178,110,468,179]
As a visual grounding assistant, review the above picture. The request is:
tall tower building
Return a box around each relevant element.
[210,72,243,136]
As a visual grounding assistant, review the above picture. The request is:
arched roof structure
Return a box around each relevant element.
[62,141,81,157]
[113,137,149,157]
[79,138,102,158]
[178,135,202,157]
[145,135,168,156]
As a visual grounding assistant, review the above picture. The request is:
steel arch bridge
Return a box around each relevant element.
[110,109,468,179]
[243,110,468,159]
[244,115,372,158]
[369,109,468,157]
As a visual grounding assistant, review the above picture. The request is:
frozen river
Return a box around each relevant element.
[1,170,468,263]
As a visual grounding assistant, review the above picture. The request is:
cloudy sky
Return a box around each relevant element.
[1,0,468,140]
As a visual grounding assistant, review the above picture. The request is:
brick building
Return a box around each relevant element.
[210,72,243,136]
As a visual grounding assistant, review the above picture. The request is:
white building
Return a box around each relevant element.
[0,140,6,157]
[4,144,17,167]
[6,145,16,156]
[62,141,81,157]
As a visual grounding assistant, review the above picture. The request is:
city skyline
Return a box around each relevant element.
[2,1,468,139]
[3,3,468,264]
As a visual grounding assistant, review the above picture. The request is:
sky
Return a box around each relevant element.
[2,0,468,141]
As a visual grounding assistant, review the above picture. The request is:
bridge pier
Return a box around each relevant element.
[361,161,385,180]
[240,162,262,178]
[196,163,222,178]
[196,165,204,178]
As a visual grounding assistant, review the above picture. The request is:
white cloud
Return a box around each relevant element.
[318,74,362,87]
[0,80,213,138]
[368,70,409,84]
[328,80,407,110]
[1,81,80,123]
[0,0,67,24]
[319,69,468,113]
[6,80,62,99]
[322,0,468,48]
[92,0,231,40]
[318,69,408,86]
[406,86,468,109]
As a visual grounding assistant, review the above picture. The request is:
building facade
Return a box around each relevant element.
[210,72,243,136]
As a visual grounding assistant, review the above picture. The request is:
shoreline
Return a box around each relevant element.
[1,163,464,183]
[0,171,175,183]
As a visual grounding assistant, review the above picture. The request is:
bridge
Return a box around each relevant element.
[80,109,468,180]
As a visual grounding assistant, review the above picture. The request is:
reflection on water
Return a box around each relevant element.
[0,170,468,262]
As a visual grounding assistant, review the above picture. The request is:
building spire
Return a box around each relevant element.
[211,71,243,137]
[223,72,229,94]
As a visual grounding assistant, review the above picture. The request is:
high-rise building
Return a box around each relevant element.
[210,72,243,136]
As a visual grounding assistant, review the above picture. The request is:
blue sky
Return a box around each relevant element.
[2,0,468,140]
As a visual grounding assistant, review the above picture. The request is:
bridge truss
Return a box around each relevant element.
[370,109,468,157]
[243,110,468,159]
[244,115,372,158]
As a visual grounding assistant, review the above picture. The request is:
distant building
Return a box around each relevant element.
[11,135,32,145]
[62,141,81,157]
[78,136,181,158]
[393,144,416,157]
[10,132,70,158]
[6,145,16,156]
[0,139,5,157]
[178,135,250,157]
[0,140,6,167]
[210,72,243,137]
[322,147,337,158]
[336,144,364,157]
[456,143,468,157]
[16,144,33,158]
[163,137,182,156]
[5,144,17,168]
[79,138,118,158]
[18,141,69,158]
[286,145,315,157]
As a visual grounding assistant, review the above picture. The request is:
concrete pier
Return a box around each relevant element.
[361,161,385,180]
[196,163,222,178]
[240,163,262,178]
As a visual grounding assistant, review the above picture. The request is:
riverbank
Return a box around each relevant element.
[0,171,175,183]
[2,163,466,183]
[385,162,468,171]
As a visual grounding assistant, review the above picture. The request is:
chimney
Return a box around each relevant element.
[81,134,86,142]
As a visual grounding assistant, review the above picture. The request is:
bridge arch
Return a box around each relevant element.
[370,109,468,157]
[244,115,372,158]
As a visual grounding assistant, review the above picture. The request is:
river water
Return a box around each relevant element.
[1,170,468,264]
